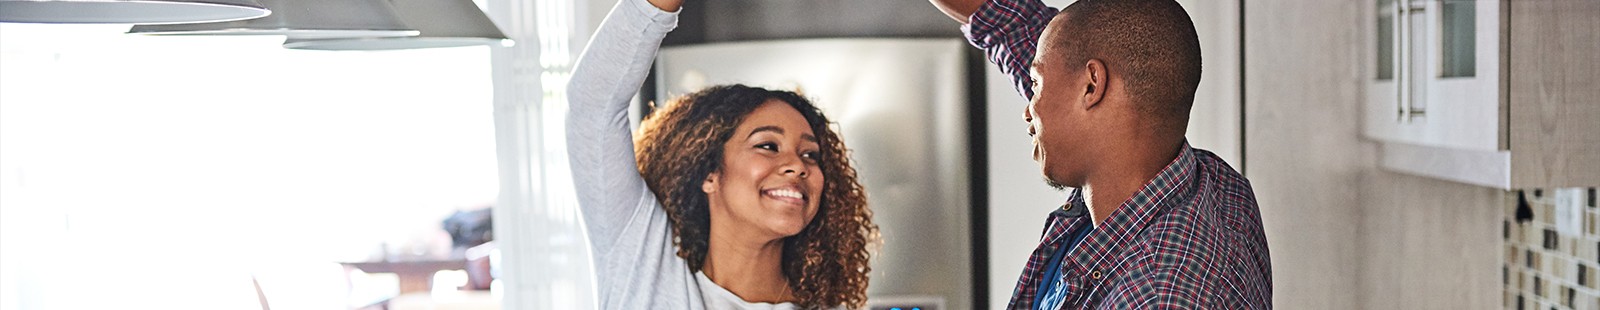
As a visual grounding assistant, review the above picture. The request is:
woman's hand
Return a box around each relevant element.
[647,0,682,13]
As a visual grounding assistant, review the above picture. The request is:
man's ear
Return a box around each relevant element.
[702,172,719,194]
[1082,59,1107,109]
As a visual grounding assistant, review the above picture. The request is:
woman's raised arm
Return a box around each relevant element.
[564,0,678,254]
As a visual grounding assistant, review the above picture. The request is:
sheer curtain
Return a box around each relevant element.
[486,0,612,309]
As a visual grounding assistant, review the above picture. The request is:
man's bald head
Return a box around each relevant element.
[1043,0,1202,125]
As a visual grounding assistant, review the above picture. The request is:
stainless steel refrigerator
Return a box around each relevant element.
[653,38,974,310]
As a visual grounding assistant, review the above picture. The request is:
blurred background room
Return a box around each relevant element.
[1,0,1596,309]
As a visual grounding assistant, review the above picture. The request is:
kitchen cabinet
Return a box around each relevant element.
[1366,0,1503,151]
[1364,0,1599,189]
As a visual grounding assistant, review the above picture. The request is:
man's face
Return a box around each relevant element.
[1025,23,1090,189]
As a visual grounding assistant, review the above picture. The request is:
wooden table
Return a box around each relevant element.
[342,259,468,294]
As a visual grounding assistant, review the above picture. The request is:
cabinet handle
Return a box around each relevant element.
[1407,0,1431,121]
[1396,0,1409,122]
[1397,0,1431,123]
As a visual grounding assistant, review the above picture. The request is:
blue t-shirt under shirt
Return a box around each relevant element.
[1032,216,1093,310]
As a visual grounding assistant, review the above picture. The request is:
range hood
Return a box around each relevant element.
[283,0,510,50]
[126,0,418,40]
[0,0,270,25]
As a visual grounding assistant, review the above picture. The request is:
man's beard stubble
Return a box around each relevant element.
[1044,176,1068,191]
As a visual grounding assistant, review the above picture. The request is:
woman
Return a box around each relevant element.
[565,0,878,308]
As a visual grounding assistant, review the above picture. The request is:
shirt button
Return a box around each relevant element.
[1090,270,1102,280]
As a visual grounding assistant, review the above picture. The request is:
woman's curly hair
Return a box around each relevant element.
[634,84,879,309]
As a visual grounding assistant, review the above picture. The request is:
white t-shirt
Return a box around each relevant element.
[695,272,799,310]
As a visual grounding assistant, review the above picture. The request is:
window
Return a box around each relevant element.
[0,23,496,309]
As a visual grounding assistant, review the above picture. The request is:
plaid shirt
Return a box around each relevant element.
[960,0,1057,99]
[963,0,1274,309]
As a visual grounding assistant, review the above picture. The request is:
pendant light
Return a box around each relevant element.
[281,0,510,50]
[0,0,270,24]
[126,0,418,40]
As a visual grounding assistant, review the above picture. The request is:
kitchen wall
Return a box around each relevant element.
[1507,188,1600,309]
[1245,0,1504,309]
[1356,172,1505,308]
[1243,1,1363,307]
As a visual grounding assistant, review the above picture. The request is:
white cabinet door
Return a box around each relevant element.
[1365,0,1504,151]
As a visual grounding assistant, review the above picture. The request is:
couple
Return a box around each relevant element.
[567,0,1271,309]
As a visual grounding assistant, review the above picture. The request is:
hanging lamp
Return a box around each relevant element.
[282,0,510,50]
[0,0,270,24]
[126,0,418,40]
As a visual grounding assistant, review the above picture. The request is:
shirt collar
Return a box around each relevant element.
[1060,141,1201,272]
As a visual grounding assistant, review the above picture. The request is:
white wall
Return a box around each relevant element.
[1179,0,1243,168]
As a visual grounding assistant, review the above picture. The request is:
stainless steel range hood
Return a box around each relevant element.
[0,0,270,25]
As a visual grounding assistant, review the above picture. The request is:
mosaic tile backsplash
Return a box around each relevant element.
[1507,187,1600,310]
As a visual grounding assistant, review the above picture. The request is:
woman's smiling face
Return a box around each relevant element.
[702,99,826,240]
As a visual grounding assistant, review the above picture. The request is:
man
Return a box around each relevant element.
[929,0,1272,308]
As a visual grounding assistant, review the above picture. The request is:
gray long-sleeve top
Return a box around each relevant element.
[564,0,802,309]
